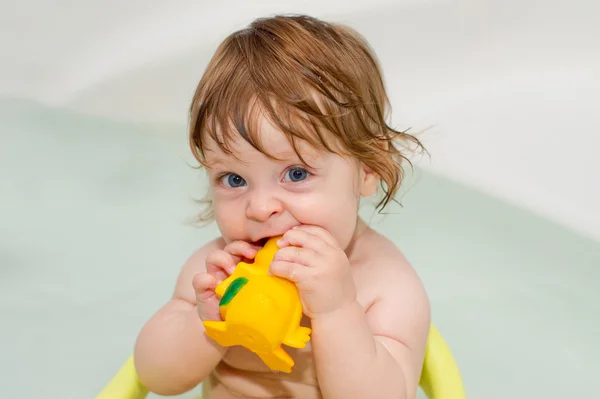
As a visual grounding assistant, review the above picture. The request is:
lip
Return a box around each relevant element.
[249,226,296,246]
[249,237,270,247]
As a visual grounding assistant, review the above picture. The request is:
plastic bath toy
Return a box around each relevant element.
[203,236,312,373]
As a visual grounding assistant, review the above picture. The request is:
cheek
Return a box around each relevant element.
[289,187,359,249]
[320,176,361,248]
[212,197,245,240]
[327,214,358,250]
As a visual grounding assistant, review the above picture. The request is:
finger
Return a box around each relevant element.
[290,225,339,247]
[269,260,304,283]
[206,250,237,276]
[279,228,330,254]
[192,273,222,322]
[192,273,217,301]
[223,240,259,260]
[272,245,318,267]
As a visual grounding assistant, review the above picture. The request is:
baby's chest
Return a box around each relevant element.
[211,345,321,399]
[226,342,313,365]
[223,316,315,378]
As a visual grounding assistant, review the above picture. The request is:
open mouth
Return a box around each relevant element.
[250,237,270,247]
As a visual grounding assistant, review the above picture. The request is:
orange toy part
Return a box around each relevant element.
[203,236,311,373]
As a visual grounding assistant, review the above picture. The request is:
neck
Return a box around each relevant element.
[345,217,368,260]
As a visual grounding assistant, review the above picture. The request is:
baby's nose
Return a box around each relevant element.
[246,191,284,222]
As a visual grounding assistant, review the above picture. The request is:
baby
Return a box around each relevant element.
[134,14,430,399]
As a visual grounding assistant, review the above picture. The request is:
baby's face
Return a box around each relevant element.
[203,116,378,251]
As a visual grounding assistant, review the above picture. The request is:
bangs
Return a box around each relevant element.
[194,77,339,168]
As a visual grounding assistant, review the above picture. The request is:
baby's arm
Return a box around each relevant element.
[133,238,226,395]
[311,258,430,399]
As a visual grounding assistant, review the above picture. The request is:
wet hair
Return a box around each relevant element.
[189,14,425,223]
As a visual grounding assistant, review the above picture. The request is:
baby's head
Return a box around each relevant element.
[188,14,423,249]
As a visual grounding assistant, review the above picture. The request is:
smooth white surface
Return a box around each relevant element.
[1,102,599,398]
[2,0,599,242]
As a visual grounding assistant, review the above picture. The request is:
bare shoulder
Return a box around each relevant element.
[172,236,226,305]
[359,228,430,325]
[353,228,427,301]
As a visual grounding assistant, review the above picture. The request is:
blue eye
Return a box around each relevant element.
[284,167,309,182]
[221,173,246,187]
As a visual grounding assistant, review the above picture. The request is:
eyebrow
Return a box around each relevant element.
[204,147,321,170]
[271,150,304,160]
[204,158,233,169]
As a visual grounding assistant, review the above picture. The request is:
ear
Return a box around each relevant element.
[359,162,379,197]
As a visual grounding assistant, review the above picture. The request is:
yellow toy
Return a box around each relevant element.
[203,236,312,373]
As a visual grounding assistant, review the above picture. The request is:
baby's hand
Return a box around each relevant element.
[270,225,357,318]
[193,240,258,321]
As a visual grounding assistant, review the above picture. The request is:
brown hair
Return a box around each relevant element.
[189,14,424,223]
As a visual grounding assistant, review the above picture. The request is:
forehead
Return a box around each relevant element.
[203,114,323,164]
